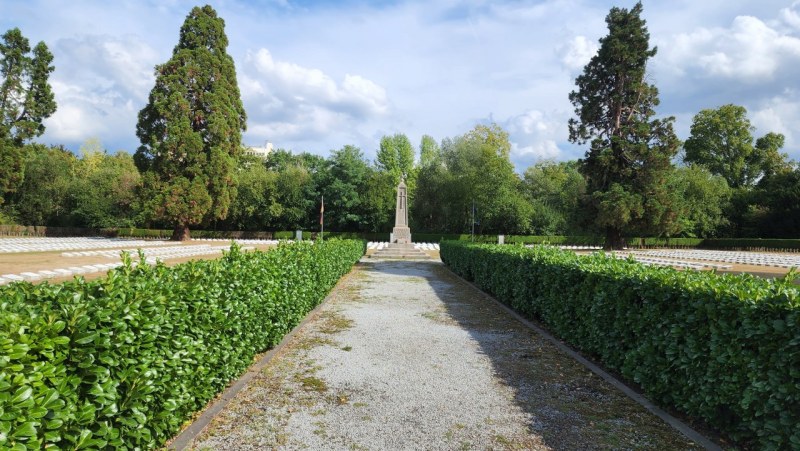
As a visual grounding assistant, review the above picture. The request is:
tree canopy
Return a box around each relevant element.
[684,104,789,188]
[0,27,56,204]
[135,5,246,240]
[568,1,680,249]
[376,134,414,180]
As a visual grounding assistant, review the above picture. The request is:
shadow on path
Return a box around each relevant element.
[360,258,704,450]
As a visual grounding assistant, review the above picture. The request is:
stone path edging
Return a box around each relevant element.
[166,269,356,450]
[442,265,722,451]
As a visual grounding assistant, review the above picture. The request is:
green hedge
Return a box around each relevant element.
[0,239,365,449]
[440,241,800,449]
[702,238,800,251]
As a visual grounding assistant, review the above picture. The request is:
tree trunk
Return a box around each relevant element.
[604,226,625,250]
[171,223,190,241]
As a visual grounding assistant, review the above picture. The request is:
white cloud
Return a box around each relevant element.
[246,48,387,116]
[750,89,799,150]
[781,2,800,29]
[660,15,800,82]
[503,110,567,167]
[240,48,388,144]
[559,36,598,72]
[41,34,156,149]
[3,0,797,166]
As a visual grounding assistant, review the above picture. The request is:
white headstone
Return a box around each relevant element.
[498,235,505,245]
[296,230,303,241]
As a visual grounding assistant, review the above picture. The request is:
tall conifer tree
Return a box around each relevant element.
[136,5,246,240]
[568,2,679,249]
[0,28,56,203]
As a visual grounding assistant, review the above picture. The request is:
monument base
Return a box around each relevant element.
[370,242,430,259]
[392,226,411,244]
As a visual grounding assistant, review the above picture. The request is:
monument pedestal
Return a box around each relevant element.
[392,226,411,244]
[371,242,430,259]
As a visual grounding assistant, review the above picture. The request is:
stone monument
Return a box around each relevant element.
[370,178,429,259]
[392,179,411,244]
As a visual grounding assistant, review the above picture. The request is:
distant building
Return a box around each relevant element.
[245,141,273,159]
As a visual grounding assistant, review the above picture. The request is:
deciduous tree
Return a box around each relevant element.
[376,133,416,202]
[10,144,74,226]
[419,134,440,168]
[69,149,141,228]
[135,5,246,240]
[318,145,372,231]
[522,160,586,235]
[668,165,731,238]
[684,104,789,188]
[568,2,679,249]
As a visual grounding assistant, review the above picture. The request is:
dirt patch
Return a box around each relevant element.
[0,240,276,285]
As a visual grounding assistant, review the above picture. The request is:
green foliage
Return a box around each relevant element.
[9,144,76,226]
[69,149,141,228]
[274,163,315,230]
[0,28,56,145]
[415,124,532,234]
[684,104,789,189]
[316,145,387,233]
[0,28,56,203]
[668,165,731,238]
[135,5,246,240]
[418,134,440,169]
[568,2,680,249]
[227,157,280,231]
[522,160,586,235]
[701,238,800,251]
[750,167,800,238]
[441,241,800,449]
[376,133,415,187]
[0,239,364,449]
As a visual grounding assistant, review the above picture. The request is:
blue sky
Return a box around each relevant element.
[3,0,799,171]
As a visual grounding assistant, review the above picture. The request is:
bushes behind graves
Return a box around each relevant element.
[440,241,800,449]
[0,239,365,449]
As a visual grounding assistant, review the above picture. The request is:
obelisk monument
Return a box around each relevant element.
[392,179,412,244]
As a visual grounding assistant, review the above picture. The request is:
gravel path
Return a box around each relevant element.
[189,258,704,450]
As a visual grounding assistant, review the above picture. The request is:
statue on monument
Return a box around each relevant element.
[392,179,412,244]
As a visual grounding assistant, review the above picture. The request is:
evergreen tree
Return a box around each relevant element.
[135,5,246,240]
[568,2,679,249]
[0,28,56,204]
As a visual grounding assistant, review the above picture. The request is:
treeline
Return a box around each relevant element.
[1,118,798,239]
[2,6,798,242]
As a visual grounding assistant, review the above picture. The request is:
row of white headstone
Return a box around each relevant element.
[193,238,281,245]
[1,263,123,285]
[0,237,174,253]
[609,253,732,270]
[367,242,440,251]
[638,249,800,268]
[63,244,233,259]
[0,236,284,254]
[0,245,256,285]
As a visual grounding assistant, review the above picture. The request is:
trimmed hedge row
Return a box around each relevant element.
[440,241,800,450]
[0,239,365,450]
[702,238,800,251]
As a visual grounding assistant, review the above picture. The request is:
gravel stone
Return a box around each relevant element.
[189,258,705,450]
